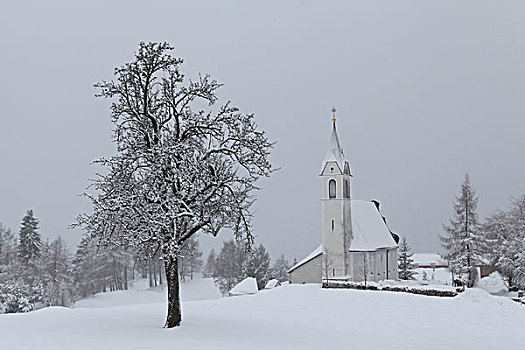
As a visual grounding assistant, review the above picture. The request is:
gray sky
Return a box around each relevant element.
[0,1,523,262]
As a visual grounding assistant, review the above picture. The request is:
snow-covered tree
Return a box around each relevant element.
[42,237,73,307]
[0,224,17,271]
[397,237,418,280]
[17,210,42,267]
[439,174,481,287]
[76,42,274,327]
[270,254,290,282]
[203,249,216,278]
[482,195,525,288]
[213,239,246,295]
[243,244,270,289]
[179,236,203,281]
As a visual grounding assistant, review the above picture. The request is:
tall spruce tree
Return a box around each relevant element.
[18,210,42,267]
[439,174,481,287]
[397,237,417,280]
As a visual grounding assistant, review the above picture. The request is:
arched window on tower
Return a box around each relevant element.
[329,179,336,199]
[343,179,350,199]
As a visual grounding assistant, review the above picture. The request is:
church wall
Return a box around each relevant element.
[289,254,322,284]
[349,249,398,282]
[321,161,352,278]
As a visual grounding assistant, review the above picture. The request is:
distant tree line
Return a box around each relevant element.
[1,210,289,313]
[203,239,290,295]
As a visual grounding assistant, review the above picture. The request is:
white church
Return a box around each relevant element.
[289,113,399,284]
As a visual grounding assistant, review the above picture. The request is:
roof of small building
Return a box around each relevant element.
[412,253,446,266]
[289,200,398,273]
[228,277,258,296]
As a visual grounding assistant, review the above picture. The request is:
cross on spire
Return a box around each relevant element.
[331,106,337,123]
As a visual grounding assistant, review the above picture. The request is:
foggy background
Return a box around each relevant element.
[0,1,523,262]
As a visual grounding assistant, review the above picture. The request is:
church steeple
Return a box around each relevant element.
[320,107,353,279]
[321,108,351,176]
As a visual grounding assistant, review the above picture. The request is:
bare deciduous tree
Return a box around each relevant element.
[76,42,274,328]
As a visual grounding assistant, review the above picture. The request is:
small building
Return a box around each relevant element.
[289,114,399,284]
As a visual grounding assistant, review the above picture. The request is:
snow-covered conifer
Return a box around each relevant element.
[17,210,42,266]
[397,237,418,280]
[439,174,482,287]
[203,249,216,278]
[270,254,290,282]
[243,244,271,289]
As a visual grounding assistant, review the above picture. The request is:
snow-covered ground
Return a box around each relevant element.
[1,279,524,349]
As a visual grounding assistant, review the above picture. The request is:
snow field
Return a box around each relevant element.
[0,281,524,349]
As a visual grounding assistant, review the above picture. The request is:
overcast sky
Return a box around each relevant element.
[1,1,523,262]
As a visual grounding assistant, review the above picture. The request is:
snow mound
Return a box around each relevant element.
[476,272,508,296]
[264,279,281,289]
[455,288,515,308]
[229,277,258,296]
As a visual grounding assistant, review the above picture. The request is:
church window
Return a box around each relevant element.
[329,179,336,198]
[332,268,335,277]
[343,179,350,198]
[331,220,334,230]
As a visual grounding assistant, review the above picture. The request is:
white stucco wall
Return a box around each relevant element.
[321,161,352,277]
[349,248,398,282]
[289,254,322,284]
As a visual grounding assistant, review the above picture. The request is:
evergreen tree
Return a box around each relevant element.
[397,237,418,280]
[270,254,290,282]
[439,174,481,287]
[0,224,17,271]
[42,236,73,307]
[243,244,271,289]
[203,249,216,278]
[17,210,42,266]
[213,240,246,295]
[179,237,203,281]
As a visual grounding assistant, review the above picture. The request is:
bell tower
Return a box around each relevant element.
[320,107,352,279]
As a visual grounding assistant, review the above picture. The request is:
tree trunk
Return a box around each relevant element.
[164,256,182,328]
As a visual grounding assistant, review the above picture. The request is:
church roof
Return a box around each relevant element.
[288,200,398,272]
[288,244,322,273]
[349,200,398,251]
[321,121,348,174]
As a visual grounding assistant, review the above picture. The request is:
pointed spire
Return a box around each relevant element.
[321,107,348,174]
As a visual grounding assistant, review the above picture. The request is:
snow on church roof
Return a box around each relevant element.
[321,121,348,173]
[288,244,322,273]
[289,200,398,272]
[349,200,398,251]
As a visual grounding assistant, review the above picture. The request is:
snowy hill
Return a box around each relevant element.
[1,281,524,349]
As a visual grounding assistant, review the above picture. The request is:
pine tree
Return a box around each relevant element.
[243,244,271,289]
[18,210,42,267]
[213,240,246,295]
[270,254,290,282]
[42,236,73,307]
[439,174,481,287]
[203,249,216,278]
[0,224,17,270]
[179,237,203,281]
[397,237,418,280]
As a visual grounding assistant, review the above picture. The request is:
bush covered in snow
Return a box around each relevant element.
[323,280,461,297]
[476,272,508,296]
